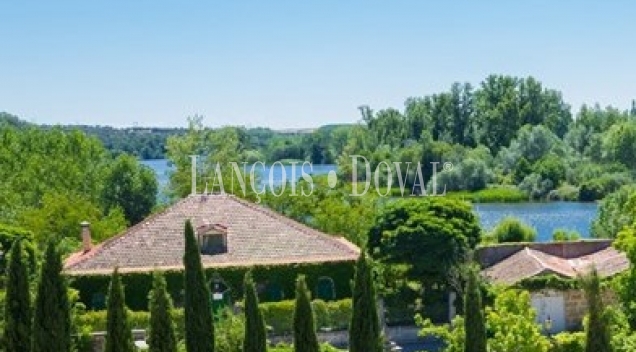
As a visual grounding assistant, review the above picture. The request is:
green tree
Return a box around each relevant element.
[580,268,611,352]
[32,241,71,352]
[243,272,267,352]
[602,121,636,169]
[3,239,32,352]
[166,117,255,200]
[612,213,636,329]
[349,252,382,352]
[368,198,481,292]
[183,219,215,352]
[102,154,158,225]
[463,265,486,352]
[104,268,134,352]
[293,276,320,352]
[592,185,636,239]
[19,192,127,244]
[486,289,550,352]
[148,271,177,352]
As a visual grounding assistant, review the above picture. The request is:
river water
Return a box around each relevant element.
[142,159,598,241]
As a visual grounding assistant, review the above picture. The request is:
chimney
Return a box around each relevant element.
[80,221,92,252]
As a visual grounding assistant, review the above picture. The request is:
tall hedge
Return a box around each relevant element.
[183,219,214,352]
[148,271,177,352]
[104,268,135,352]
[349,252,382,352]
[293,275,319,352]
[32,241,71,352]
[243,271,267,352]
[4,238,32,352]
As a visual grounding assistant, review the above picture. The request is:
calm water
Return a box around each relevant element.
[474,202,598,241]
[141,159,337,189]
[142,159,598,241]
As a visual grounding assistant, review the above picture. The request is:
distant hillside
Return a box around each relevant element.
[0,112,355,162]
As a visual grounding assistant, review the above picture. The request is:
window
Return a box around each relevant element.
[315,276,336,301]
[196,223,228,255]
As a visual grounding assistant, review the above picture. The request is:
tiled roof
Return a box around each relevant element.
[64,194,360,275]
[482,245,629,285]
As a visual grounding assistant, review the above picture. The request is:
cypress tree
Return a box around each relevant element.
[104,268,135,352]
[243,271,267,352]
[349,251,382,352]
[183,219,215,352]
[582,268,611,352]
[148,271,177,352]
[293,275,319,352]
[4,238,32,352]
[464,264,487,352]
[32,241,71,352]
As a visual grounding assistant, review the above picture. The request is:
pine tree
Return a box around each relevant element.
[4,238,32,352]
[349,251,382,352]
[183,219,215,352]
[148,271,177,352]
[293,275,319,352]
[243,271,267,352]
[582,268,611,352]
[464,264,487,352]
[32,241,71,352]
[104,268,135,352]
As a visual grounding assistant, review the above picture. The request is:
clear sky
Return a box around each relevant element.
[1,1,634,129]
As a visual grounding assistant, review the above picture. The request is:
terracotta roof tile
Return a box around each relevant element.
[482,245,629,285]
[64,194,360,275]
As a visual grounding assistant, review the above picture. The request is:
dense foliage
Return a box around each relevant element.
[32,242,71,352]
[0,124,156,253]
[183,220,215,352]
[243,272,267,352]
[485,216,537,243]
[349,252,382,352]
[368,197,481,318]
[3,239,32,352]
[148,271,178,352]
[293,276,320,352]
[463,265,486,352]
[581,269,611,352]
[104,269,135,352]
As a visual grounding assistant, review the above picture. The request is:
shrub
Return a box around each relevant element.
[489,217,536,243]
[446,187,528,203]
[552,229,581,241]
[75,299,352,336]
[549,332,585,352]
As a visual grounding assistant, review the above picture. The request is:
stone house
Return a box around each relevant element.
[477,240,628,333]
[64,193,360,310]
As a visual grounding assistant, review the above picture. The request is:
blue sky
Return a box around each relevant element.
[1,1,634,129]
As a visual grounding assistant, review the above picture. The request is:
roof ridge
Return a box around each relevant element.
[526,247,576,277]
[64,196,193,271]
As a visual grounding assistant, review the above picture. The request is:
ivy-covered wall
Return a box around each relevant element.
[69,260,355,311]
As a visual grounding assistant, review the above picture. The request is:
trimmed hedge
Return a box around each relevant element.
[260,299,352,334]
[76,299,352,336]
[70,261,355,311]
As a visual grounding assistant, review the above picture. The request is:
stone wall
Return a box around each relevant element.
[563,288,617,331]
